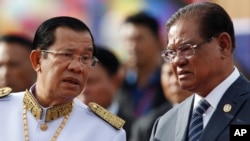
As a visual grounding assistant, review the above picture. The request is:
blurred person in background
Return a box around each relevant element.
[161,62,192,104]
[78,46,133,139]
[129,62,192,141]
[0,34,36,92]
[117,11,166,120]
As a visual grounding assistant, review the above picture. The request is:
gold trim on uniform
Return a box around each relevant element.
[23,90,73,122]
[88,102,125,130]
[0,87,12,98]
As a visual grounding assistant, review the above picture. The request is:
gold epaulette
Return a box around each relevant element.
[88,102,125,130]
[0,87,12,98]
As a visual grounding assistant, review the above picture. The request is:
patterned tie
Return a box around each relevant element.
[188,99,210,141]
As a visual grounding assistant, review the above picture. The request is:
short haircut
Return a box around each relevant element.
[0,34,34,51]
[124,11,160,38]
[94,45,120,76]
[33,16,96,55]
[166,2,235,51]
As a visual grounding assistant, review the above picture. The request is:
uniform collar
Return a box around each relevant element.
[23,89,73,122]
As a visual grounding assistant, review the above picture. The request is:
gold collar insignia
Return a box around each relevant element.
[23,90,73,122]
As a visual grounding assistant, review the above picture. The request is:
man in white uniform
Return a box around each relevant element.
[0,16,126,141]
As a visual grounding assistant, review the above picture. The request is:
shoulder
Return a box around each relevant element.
[73,99,125,130]
[225,75,250,100]
[88,102,125,130]
[71,100,126,140]
[0,87,24,101]
[0,87,12,98]
[0,87,24,114]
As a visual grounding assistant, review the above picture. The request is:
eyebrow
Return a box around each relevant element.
[60,47,93,53]
[167,39,194,50]
[85,46,93,52]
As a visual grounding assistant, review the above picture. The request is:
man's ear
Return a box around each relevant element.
[217,32,232,53]
[30,50,42,72]
[217,32,232,59]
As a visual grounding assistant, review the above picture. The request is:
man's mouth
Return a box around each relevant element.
[63,77,80,85]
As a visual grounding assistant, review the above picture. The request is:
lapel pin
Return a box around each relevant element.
[223,104,232,112]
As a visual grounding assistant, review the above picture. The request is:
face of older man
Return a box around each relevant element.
[167,19,233,96]
[31,27,94,106]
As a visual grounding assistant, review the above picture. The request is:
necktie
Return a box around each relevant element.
[188,99,210,141]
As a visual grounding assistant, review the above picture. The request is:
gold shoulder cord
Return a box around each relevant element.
[88,102,125,130]
[0,87,12,98]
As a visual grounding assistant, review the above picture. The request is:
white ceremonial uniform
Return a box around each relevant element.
[0,87,126,141]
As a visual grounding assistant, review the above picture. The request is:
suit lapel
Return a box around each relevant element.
[200,75,249,140]
[176,95,194,141]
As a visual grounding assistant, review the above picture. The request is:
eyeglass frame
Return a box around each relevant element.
[40,50,99,67]
[161,36,215,63]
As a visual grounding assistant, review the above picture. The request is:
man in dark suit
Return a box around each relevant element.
[150,2,250,141]
[129,63,192,141]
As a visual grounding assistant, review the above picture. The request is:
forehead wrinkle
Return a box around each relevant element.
[57,46,93,55]
[167,37,187,50]
[167,19,199,50]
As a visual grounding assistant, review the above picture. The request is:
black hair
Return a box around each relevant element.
[0,34,34,51]
[166,2,235,51]
[33,16,95,55]
[94,45,120,76]
[124,11,160,38]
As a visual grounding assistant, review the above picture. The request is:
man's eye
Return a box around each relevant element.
[179,44,192,51]
[60,53,73,57]
[81,55,91,61]
[166,50,176,55]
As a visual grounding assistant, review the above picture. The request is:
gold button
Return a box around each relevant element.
[40,123,48,131]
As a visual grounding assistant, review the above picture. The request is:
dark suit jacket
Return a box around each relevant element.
[129,102,172,141]
[117,105,134,140]
[150,75,250,141]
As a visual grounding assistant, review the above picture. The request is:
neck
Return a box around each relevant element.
[33,87,73,107]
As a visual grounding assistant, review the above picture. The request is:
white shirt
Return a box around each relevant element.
[193,67,240,128]
[0,90,126,141]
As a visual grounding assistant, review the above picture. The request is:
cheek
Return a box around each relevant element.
[82,67,91,82]
[161,78,170,89]
[41,61,64,82]
[194,50,220,71]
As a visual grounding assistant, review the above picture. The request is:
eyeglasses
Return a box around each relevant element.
[161,37,215,63]
[40,50,98,67]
